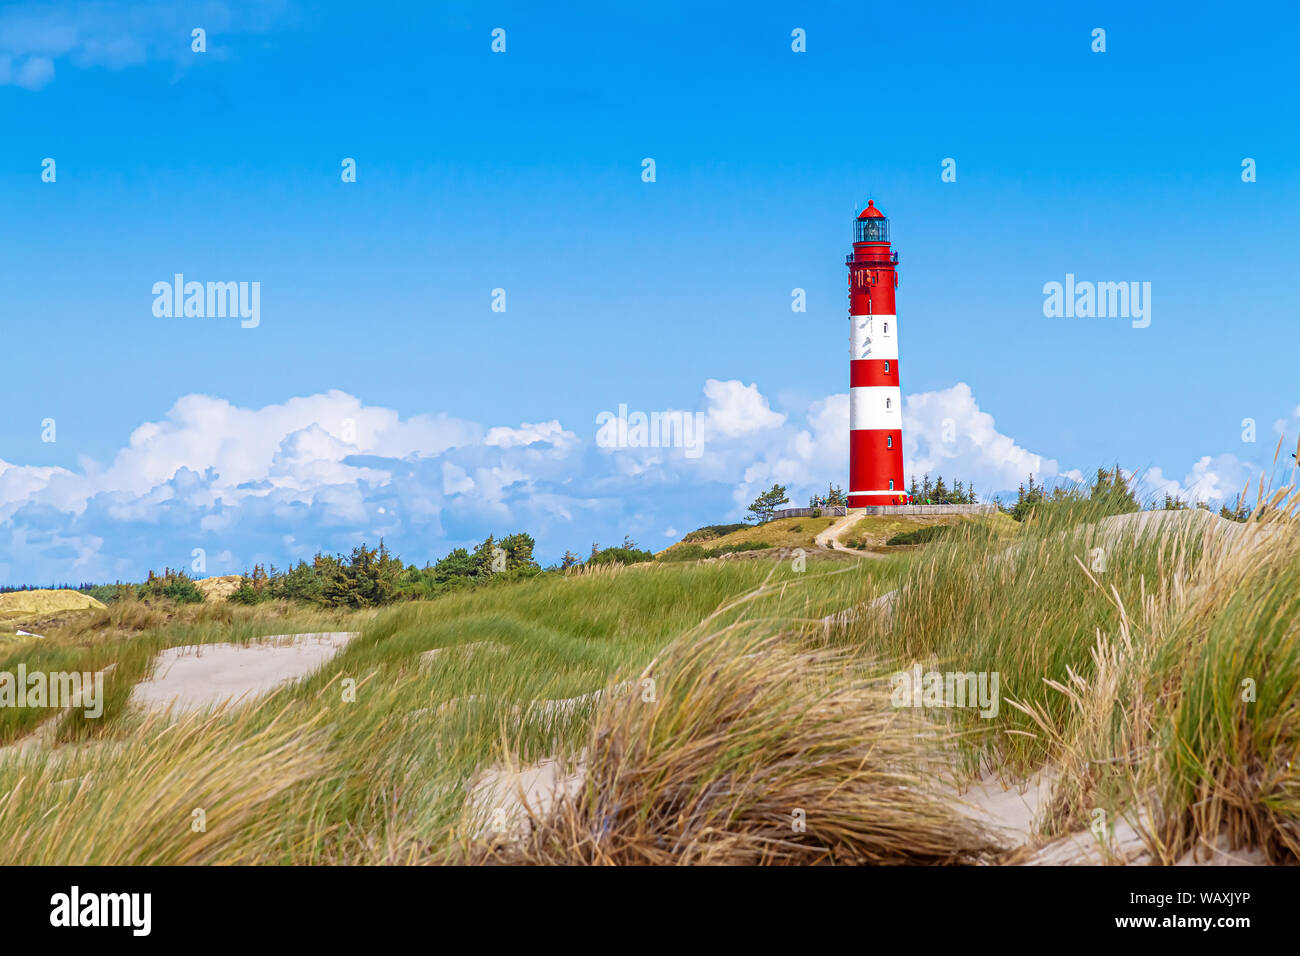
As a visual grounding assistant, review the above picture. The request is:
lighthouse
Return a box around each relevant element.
[847,200,905,507]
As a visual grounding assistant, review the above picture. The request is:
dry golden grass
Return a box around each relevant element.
[658,516,839,557]
[465,626,1004,865]
[0,697,332,865]
[6,477,1299,866]
[194,575,244,602]
[0,589,105,624]
[843,512,1019,551]
[986,483,1300,863]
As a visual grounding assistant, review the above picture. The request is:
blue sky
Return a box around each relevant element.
[2,0,1298,583]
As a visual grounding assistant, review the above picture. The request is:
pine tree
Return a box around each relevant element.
[746,483,790,523]
[471,535,498,574]
[500,532,538,570]
[1090,466,1140,515]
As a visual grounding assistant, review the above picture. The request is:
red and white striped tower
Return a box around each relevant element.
[847,200,905,506]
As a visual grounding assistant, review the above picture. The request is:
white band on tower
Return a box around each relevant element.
[850,314,898,361]
[849,386,903,431]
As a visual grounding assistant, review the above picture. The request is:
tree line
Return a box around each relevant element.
[54,533,669,609]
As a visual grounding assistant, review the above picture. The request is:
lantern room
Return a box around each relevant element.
[853,200,889,243]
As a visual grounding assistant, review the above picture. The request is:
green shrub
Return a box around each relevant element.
[136,569,204,604]
[886,525,953,546]
[657,541,772,562]
[681,523,747,544]
[588,546,654,566]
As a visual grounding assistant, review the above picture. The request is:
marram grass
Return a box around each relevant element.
[2,489,1298,864]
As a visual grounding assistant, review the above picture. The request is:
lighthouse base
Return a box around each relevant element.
[848,492,909,507]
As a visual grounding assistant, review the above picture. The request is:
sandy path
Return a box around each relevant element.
[814,512,879,555]
[130,631,359,714]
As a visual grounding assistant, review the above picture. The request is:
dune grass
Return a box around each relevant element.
[3,483,1298,865]
[0,556,902,864]
[466,626,1004,865]
[843,511,1019,551]
[841,486,1300,862]
[657,516,838,556]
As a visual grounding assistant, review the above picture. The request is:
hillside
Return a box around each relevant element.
[0,589,106,626]
[194,575,244,602]
[660,511,1018,558]
[0,499,1295,867]
[657,516,839,558]
[841,511,1020,551]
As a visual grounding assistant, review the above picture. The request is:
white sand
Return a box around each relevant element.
[952,772,1054,847]
[952,770,1266,865]
[1174,836,1268,866]
[468,757,585,840]
[130,631,358,714]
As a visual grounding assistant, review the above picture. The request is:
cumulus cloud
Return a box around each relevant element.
[485,421,578,450]
[0,380,1276,583]
[902,383,1081,493]
[702,379,786,437]
[727,383,1072,511]
[1139,455,1260,508]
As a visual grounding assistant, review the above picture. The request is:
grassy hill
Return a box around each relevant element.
[2,493,1298,865]
[0,589,106,625]
[0,557,902,863]
[0,589,108,644]
[841,511,1020,551]
[659,511,1018,558]
[657,516,838,558]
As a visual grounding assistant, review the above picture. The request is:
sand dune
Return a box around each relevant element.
[130,632,359,714]
[0,589,105,623]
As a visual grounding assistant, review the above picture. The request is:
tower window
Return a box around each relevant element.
[886,435,893,448]
[883,322,889,334]
[884,361,890,373]
[885,397,891,409]
[889,479,895,490]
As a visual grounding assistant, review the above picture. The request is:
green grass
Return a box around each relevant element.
[658,516,838,557]
[0,555,902,863]
[846,490,1300,861]
[4,488,1299,865]
[843,511,1019,551]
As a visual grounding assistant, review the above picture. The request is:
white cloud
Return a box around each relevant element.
[726,383,1064,511]
[0,379,1280,583]
[902,383,1067,494]
[1139,455,1257,507]
[484,420,577,450]
[703,379,786,437]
